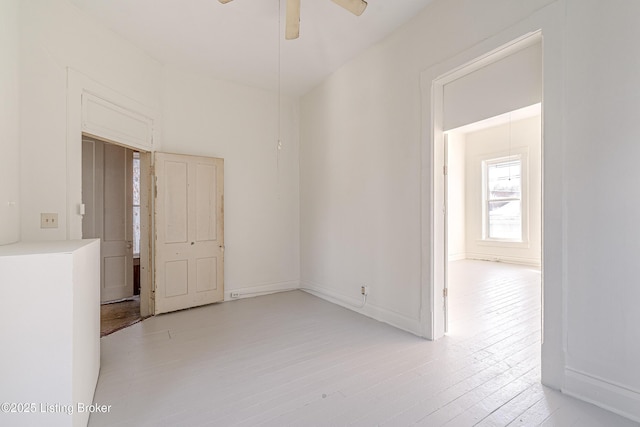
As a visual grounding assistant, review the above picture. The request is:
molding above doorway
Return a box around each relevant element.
[66,67,159,240]
[66,68,159,318]
[82,91,154,151]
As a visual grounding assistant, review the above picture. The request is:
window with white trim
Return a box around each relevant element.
[483,156,523,241]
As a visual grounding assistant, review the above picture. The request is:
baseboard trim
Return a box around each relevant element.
[563,367,640,423]
[448,253,467,262]
[300,281,422,337]
[224,280,299,301]
[465,252,541,267]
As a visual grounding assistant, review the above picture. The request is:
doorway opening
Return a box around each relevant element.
[443,105,542,338]
[81,134,152,336]
[427,31,544,342]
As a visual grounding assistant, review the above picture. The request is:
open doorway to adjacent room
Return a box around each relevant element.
[443,104,542,339]
[428,32,544,354]
[81,135,150,336]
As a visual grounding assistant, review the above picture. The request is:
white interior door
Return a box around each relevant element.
[82,138,134,302]
[154,152,224,314]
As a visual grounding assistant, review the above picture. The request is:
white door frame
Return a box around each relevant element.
[419,1,567,390]
[428,31,543,340]
[67,68,159,317]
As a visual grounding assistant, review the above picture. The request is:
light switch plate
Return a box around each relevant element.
[41,213,59,229]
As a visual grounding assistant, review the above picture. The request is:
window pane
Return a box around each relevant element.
[488,200,521,239]
[133,157,141,206]
[488,160,520,200]
[133,206,140,256]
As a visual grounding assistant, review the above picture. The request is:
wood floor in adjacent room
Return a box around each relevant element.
[100,296,142,337]
[90,260,638,426]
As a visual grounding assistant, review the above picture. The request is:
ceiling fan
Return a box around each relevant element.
[218,0,368,40]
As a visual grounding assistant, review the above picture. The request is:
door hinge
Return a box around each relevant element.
[443,165,448,175]
[443,288,448,298]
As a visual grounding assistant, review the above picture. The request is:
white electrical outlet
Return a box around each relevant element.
[41,213,59,229]
[361,285,369,296]
[231,292,240,298]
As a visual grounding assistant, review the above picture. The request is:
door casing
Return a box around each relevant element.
[422,31,544,341]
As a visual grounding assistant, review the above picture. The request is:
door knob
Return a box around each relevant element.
[126,241,133,249]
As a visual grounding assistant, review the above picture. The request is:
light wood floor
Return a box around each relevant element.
[90,260,638,426]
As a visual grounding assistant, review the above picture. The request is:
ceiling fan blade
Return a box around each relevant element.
[331,0,367,16]
[218,0,233,3]
[285,0,300,40]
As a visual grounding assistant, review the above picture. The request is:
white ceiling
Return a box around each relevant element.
[68,0,435,96]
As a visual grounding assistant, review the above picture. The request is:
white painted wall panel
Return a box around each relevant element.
[443,43,542,131]
[563,0,640,415]
[0,239,100,427]
[0,0,20,245]
[161,65,300,298]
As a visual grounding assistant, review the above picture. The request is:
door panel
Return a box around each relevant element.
[196,257,217,292]
[154,152,224,314]
[196,163,217,242]
[104,144,127,241]
[82,139,103,240]
[164,161,188,243]
[165,260,188,297]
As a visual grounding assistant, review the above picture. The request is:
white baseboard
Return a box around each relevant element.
[224,280,299,301]
[300,281,423,337]
[563,367,640,423]
[448,253,467,262]
[465,252,541,267]
[224,280,423,336]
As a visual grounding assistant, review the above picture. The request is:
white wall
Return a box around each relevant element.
[161,66,300,297]
[463,116,542,266]
[0,239,100,427]
[19,0,162,242]
[0,0,21,245]
[447,133,466,260]
[562,0,640,419]
[300,0,556,339]
[72,239,101,427]
[17,1,300,299]
[443,43,542,131]
[301,0,640,420]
